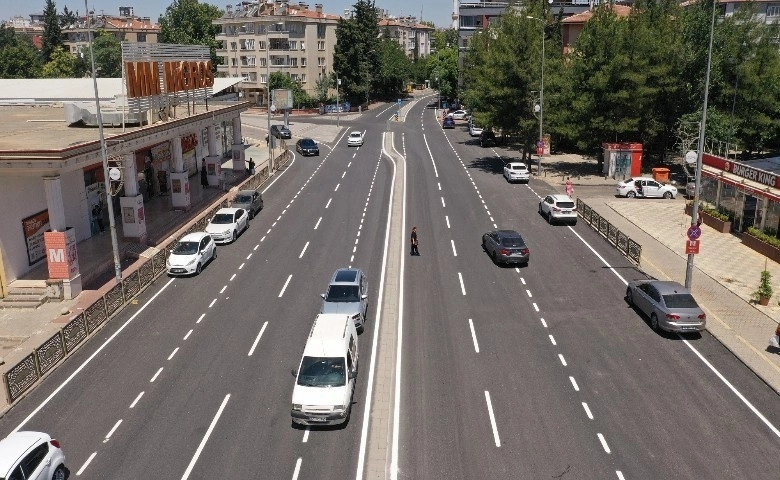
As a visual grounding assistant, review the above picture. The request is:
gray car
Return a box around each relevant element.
[626,280,707,332]
[481,230,530,266]
[320,268,369,332]
[232,189,263,218]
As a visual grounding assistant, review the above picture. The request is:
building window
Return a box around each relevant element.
[289,40,297,50]
[246,39,255,49]
[260,74,267,84]
[137,33,146,42]
[289,58,298,67]
[317,57,326,67]
[768,5,780,16]
[460,16,482,28]
[317,24,326,38]
[259,40,266,50]
[301,74,306,83]
[317,41,325,50]
[301,57,307,67]
[300,42,305,50]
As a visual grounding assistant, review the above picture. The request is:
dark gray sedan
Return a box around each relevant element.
[626,280,706,332]
[231,189,263,219]
[481,230,530,266]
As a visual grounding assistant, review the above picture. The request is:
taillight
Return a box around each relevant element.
[499,249,511,256]
[50,439,61,448]
[521,248,529,255]
[571,207,578,212]
[552,206,561,212]
[666,313,680,320]
[698,313,706,320]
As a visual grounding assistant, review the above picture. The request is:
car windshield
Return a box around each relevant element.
[297,356,346,387]
[235,194,252,203]
[350,133,361,138]
[500,236,524,247]
[211,213,234,224]
[556,201,575,208]
[172,241,199,255]
[325,285,360,302]
[663,293,699,309]
[300,139,315,146]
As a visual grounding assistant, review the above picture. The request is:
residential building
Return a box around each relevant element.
[62,10,159,57]
[378,16,434,59]
[213,1,340,105]
[561,5,632,55]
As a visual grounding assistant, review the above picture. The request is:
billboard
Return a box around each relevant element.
[272,89,294,110]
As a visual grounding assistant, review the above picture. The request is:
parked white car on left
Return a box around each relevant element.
[206,207,249,244]
[0,431,66,480]
[166,232,217,276]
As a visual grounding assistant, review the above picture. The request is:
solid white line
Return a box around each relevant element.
[168,347,179,361]
[184,329,193,340]
[441,196,446,208]
[150,367,163,382]
[220,285,227,294]
[570,376,579,391]
[229,273,236,281]
[181,394,231,480]
[299,241,310,258]
[196,313,205,324]
[445,215,450,228]
[468,319,480,353]
[451,239,457,257]
[248,321,268,356]
[279,274,293,297]
[422,133,440,178]
[558,354,567,366]
[582,402,594,420]
[129,391,144,408]
[76,452,97,476]
[597,433,611,454]
[239,263,245,270]
[13,277,176,430]
[314,217,322,229]
[302,428,310,443]
[325,198,332,208]
[540,318,547,328]
[484,391,501,447]
[458,272,466,295]
[208,298,217,308]
[549,334,556,346]
[104,419,122,441]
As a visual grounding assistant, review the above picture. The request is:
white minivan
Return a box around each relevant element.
[291,314,359,426]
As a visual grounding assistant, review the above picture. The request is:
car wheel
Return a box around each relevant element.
[52,466,66,480]
[482,238,487,251]
[663,191,673,199]
[650,313,660,331]
[232,230,237,242]
[627,191,636,198]
[547,212,553,224]
[491,250,497,263]
[196,262,202,275]
[538,204,542,215]
[626,288,633,305]
[212,248,217,260]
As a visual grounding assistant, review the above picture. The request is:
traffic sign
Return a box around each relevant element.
[687,225,701,240]
[685,239,700,254]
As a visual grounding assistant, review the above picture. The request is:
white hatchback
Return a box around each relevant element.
[0,431,66,480]
[503,162,530,183]
[539,194,578,225]
[167,232,217,276]
[347,131,364,147]
[206,207,248,244]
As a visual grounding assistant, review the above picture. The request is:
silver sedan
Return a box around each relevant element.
[626,280,706,332]
[481,230,530,266]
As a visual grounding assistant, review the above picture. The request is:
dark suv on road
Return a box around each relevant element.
[270,124,291,139]
[479,130,496,147]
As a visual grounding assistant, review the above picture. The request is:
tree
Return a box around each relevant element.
[0,36,43,78]
[431,28,458,53]
[41,0,63,63]
[91,30,122,77]
[158,0,223,69]
[333,0,381,104]
[375,36,411,99]
[42,45,75,77]
[60,6,77,27]
[313,73,333,104]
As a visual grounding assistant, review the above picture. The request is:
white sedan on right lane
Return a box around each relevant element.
[347,131,364,147]
[616,177,678,199]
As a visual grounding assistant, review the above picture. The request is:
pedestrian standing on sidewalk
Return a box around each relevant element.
[565,177,574,198]
[92,204,104,233]
[200,159,209,189]
[410,227,419,256]
[247,157,255,175]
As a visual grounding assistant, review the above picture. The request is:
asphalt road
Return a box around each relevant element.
[0,96,778,480]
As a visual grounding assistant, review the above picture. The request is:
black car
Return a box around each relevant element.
[270,124,292,139]
[442,117,456,129]
[479,130,496,147]
[481,230,530,266]
[296,138,319,156]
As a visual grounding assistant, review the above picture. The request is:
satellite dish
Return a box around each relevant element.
[108,167,121,181]
[685,150,697,165]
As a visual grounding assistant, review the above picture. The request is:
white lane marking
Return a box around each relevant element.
[104,419,122,442]
[314,217,322,229]
[272,222,277,227]
[597,433,611,454]
[558,354,567,366]
[422,133,440,177]
[468,319,480,353]
[570,376,579,391]
[184,329,193,340]
[181,394,231,480]
[334,183,340,191]
[196,313,205,324]
[299,241,310,259]
[520,277,526,285]
[458,272,466,295]
[540,318,547,328]
[582,402,594,420]
[532,303,539,312]
[451,240,457,257]
[353,246,357,253]
[526,289,532,298]
[279,274,293,297]
[209,299,217,308]
[76,452,97,476]
[248,322,268,356]
[490,217,494,222]
[129,391,144,408]
[616,471,626,480]
[348,161,352,167]
[302,428,310,443]
[441,196,446,208]
[437,182,441,190]
[246,253,252,260]
[267,228,272,235]
[549,335,556,346]
[342,171,346,179]
[150,367,163,382]
[277,215,282,221]
[445,216,450,228]
[291,457,303,480]
[220,285,227,294]
[254,244,259,251]
[229,274,236,282]
[484,391,501,447]
[325,198,332,208]
[168,348,179,361]
[239,263,245,270]
[493,223,497,228]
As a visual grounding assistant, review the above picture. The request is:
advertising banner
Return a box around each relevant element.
[22,210,50,266]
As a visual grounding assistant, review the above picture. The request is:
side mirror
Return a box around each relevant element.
[320,293,326,299]
[361,294,368,300]
[291,368,298,377]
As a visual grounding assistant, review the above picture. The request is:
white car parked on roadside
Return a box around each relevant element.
[166,232,217,276]
[503,162,530,183]
[0,431,66,480]
[468,120,483,137]
[206,207,249,244]
[616,177,678,199]
[451,109,469,120]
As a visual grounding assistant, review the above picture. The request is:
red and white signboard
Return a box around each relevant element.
[44,228,79,279]
[685,239,700,255]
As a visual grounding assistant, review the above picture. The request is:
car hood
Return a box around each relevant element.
[292,384,348,406]
[206,223,235,234]
[321,302,360,316]
[168,253,196,266]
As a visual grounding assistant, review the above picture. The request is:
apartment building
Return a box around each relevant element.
[62,7,159,57]
[378,16,434,59]
[213,1,339,104]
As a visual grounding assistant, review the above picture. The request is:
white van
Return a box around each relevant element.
[291,314,359,426]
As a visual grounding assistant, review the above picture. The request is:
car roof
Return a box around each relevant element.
[236,189,255,195]
[330,268,360,284]
[179,232,210,242]
[350,131,362,135]
[548,194,573,202]
[298,138,315,143]
[507,162,527,167]
[495,229,522,238]
[215,207,241,214]
[0,432,49,472]
[645,280,691,295]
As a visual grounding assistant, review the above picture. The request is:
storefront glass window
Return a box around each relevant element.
[764,201,780,237]
[700,175,718,205]
[719,182,738,221]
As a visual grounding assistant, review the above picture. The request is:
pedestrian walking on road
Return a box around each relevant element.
[410,227,419,256]
[200,159,209,189]
[565,177,574,198]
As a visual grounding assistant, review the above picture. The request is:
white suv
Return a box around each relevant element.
[0,431,65,480]
[539,194,578,225]
[503,162,530,183]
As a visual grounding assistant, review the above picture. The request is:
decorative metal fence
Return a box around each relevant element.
[577,199,642,265]
[2,148,290,404]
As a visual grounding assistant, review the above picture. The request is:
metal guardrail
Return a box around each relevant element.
[2,148,292,405]
[577,199,642,265]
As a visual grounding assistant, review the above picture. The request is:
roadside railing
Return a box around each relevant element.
[2,148,293,405]
[577,199,642,265]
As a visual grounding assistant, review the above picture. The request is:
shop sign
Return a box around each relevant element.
[44,228,79,279]
[723,161,779,188]
[181,133,198,152]
[685,239,700,255]
[22,210,50,266]
[150,142,172,165]
[125,60,215,99]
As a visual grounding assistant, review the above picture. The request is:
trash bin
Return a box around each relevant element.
[652,167,670,183]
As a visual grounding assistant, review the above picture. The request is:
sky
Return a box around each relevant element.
[0,0,457,28]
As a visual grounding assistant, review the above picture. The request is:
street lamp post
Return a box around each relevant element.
[336,75,340,128]
[266,21,283,175]
[527,16,545,174]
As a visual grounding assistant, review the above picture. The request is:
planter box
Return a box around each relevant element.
[684,204,732,233]
[742,233,780,264]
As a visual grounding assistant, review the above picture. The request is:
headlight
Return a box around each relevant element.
[292,404,302,411]
[352,314,361,321]
[333,405,345,413]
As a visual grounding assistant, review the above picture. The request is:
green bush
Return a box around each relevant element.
[747,227,780,249]
[687,201,730,221]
